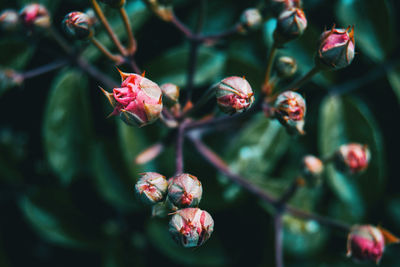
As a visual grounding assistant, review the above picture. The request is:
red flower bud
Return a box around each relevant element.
[19,3,50,29]
[168,173,202,208]
[274,91,306,134]
[0,10,19,31]
[334,143,370,174]
[63,12,93,40]
[347,225,384,264]
[135,172,168,205]
[274,7,307,46]
[160,83,179,106]
[101,69,163,127]
[169,208,214,248]
[316,26,355,70]
[216,76,255,115]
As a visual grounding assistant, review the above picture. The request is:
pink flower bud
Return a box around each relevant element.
[160,83,179,106]
[63,12,93,40]
[169,208,214,248]
[270,0,302,15]
[216,76,255,115]
[19,3,50,29]
[0,10,19,31]
[240,8,262,30]
[334,143,370,174]
[347,225,384,264]
[168,173,203,208]
[274,91,306,134]
[302,155,324,186]
[99,0,126,8]
[135,172,168,205]
[101,70,163,127]
[276,56,297,78]
[274,7,307,46]
[316,26,355,70]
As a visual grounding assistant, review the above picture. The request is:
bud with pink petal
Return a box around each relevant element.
[316,26,355,70]
[168,173,202,208]
[270,0,302,16]
[160,83,179,106]
[19,3,50,29]
[215,76,254,115]
[101,70,163,127]
[334,143,370,174]
[63,12,93,40]
[135,172,168,205]
[274,91,306,134]
[274,7,307,46]
[347,225,384,264]
[0,10,19,31]
[169,208,214,248]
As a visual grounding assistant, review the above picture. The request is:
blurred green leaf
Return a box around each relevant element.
[318,95,385,221]
[387,64,400,104]
[146,220,227,266]
[0,39,35,69]
[43,69,93,185]
[336,0,395,62]
[145,46,226,87]
[91,143,140,212]
[19,188,103,249]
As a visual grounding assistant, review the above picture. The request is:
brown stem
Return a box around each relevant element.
[283,66,320,92]
[90,37,124,63]
[263,44,278,93]
[119,7,137,55]
[90,0,126,56]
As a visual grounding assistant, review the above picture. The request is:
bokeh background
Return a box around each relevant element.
[1,0,400,266]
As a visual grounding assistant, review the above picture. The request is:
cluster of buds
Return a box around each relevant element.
[240,8,263,31]
[215,76,255,115]
[101,69,163,127]
[0,10,19,31]
[273,91,306,134]
[315,26,355,70]
[275,56,297,78]
[274,7,307,46]
[301,155,324,186]
[63,12,93,40]
[135,172,214,248]
[19,3,50,29]
[333,143,370,174]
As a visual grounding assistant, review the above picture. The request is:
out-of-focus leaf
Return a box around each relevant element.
[387,65,400,104]
[19,188,103,249]
[0,39,35,69]
[0,235,10,267]
[144,46,226,88]
[218,115,290,201]
[146,220,227,266]
[318,95,385,221]
[336,0,395,62]
[283,215,328,256]
[91,143,140,211]
[43,69,93,185]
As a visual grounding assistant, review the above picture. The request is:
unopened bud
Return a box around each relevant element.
[0,10,19,31]
[99,0,126,8]
[63,12,93,40]
[84,9,98,26]
[160,83,179,106]
[168,173,202,208]
[274,91,306,134]
[101,69,163,127]
[169,208,214,248]
[334,143,370,174]
[216,76,255,115]
[270,0,302,16]
[276,56,297,78]
[240,8,262,30]
[135,172,168,205]
[302,155,323,186]
[19,3,50,29]
[347,225,384,264]
[316,26,355,70]
[274,7,307,46]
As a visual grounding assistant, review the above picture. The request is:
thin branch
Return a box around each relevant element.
[274,214,284,267]
[22,59,68,80]
[197,23,242,42]
[90,37,124,63]
[119,6,137,55]
[263,44,278,93]
[282,66,320,92]
[170,13,194,39]
[76,57,118,88]
[175,122,186,175]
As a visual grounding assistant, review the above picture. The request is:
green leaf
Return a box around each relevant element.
[318,95,385,221]
[19,188,103,249]
[90,143,140,212]
[146,220,227,266]
[387,64,400,104]
[0,39,35,69]
[336,0,395,62]
[43,69,93,185]
[144,46,226,88]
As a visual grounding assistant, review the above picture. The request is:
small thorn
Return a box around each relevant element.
[116,67,130,81]
[99,86,116,107]
[141,70,146,77]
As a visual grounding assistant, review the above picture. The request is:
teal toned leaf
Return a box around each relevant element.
[43,69,93,185]
[387,65,400,104]
[0,39,35,69]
